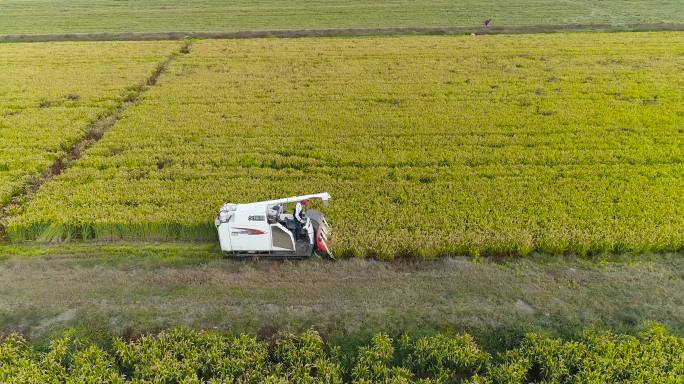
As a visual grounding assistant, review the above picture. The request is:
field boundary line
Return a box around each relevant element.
[0,40,193,241]
[1,23,684,42]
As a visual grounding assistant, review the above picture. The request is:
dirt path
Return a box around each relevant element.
[2,23,684,43]
[0,247,681,351]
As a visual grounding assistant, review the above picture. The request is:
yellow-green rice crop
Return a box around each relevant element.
[0,41,177,205]
[9,33,684,258]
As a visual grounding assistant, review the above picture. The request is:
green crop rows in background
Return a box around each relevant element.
[1,0,684,35]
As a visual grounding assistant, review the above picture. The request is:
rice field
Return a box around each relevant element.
[2,0,684,35]
[0,41,178,206]
[7,33,684,258]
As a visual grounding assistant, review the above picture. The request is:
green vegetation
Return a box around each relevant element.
[0,242,218,266]
[0,41,177,206]
[2,0,684,35]
[9,33,684,258]
[2,325,682,382]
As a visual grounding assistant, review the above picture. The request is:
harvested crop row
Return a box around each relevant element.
[9,33,684,257]
[0,41,178,206]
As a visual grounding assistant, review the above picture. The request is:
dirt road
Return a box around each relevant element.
[0,245,681,351]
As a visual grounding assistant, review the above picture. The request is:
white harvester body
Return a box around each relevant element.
[215,192,333,258]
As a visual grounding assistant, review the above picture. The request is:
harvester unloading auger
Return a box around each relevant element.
[215,193,333,259]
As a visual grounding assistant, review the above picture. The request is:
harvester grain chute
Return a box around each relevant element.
[215,193,333,259]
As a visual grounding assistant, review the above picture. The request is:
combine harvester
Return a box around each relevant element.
[215,193,333,259]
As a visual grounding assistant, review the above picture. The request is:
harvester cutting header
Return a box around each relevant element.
[215,193,333,259]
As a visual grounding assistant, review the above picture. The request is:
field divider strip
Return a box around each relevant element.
[2,23,684,43]
[0,40,193,241]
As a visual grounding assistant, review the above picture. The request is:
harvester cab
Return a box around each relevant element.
[215,193,333,259]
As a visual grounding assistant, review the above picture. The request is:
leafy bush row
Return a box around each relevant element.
[2,324,682,383]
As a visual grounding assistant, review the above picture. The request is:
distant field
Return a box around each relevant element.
[8,33,684,257]
[0,41,177,206]
[1,0,684,35]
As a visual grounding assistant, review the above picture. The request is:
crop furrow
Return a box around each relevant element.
[0,41,192,241]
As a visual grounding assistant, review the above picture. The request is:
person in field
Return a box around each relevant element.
[484,18,492,28]
[294,199,309,238]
